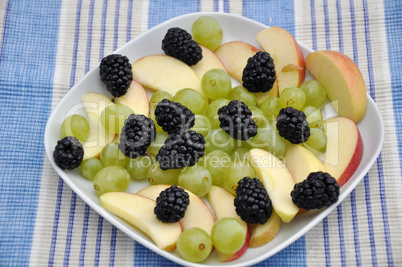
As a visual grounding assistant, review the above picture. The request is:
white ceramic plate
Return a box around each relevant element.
[44,12,384,267]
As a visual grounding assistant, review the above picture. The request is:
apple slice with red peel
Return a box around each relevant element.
[305,50,367,123]
[191,44,227,79]
[81,92,115,160]
[284,143,326,183]
[248,148,299,223]
[100,192,182,251]
[131,55,202,96]
[249,210,281,248]
[136,184,215,235]
[206,186,250,262]
[322,116,364,187]
[114,80,150,116]
[256,27,305,94]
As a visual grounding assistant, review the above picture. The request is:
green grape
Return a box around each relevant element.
[177,227,213,263]
[249,128,287,158]
[304,127,327,153]
[230,147,249,161]
[224,159,256,195]
[147,132,169,156]
[191,115,211,137]
[201,69,231,101]
[229,86,257,107]
[174,88,209,114]
[60,114,90,142]
[279,86,306,110]
[249,106,268,128]
[100,103,134,134]
[80,158,104,180]
[211,218,246,254]
[192,16,223,51]
[205,98,230,129]
[126,156,152,180]
[299,80,327,109]
[147,162,179,185]
[205,129,235,155]
[177,165,212,197]
[93,166,130,196]
[100,142,129,167]
[149,111,163,133]
[203,150,231,186]
[259,96,282,121]
[150,91,173,110]
[302,106,323,129]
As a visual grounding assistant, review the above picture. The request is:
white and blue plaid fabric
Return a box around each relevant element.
[0,0,401,266]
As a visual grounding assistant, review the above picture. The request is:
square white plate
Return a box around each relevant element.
[44,12,384,267]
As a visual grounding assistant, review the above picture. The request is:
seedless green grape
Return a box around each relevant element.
[302,106,323,128]
[149,111,163,133]
[205,128,235,155]
[230,147,249,161]
[150,91,173,110]
[259,96,282,121]
[211,218,246,254]
[93,166,130,196]
[174,88,209,114]
[146,132,169,156]
[201,68,231,100]
[191,115,211,137]
[203,150,231,186]
[249,128,287,157]
[100,103,133,134]
[125,156,152,180]
[177,227,213,263]
[147,162,179,185]
[100,142,128,167]
[192,16,223,51]
[81,158,104,180]
[229,86,257,107]
[224,159,256,195]
[279,86,306,110]
[205,98,230,129]
[60,114,90,142]
[177,165,212,197]
[304,127,327,153]
[299,80,327,109]
[249,106,268,128]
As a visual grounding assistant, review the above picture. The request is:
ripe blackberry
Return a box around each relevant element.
[99,54,133,97]
[154,185,190,223]
[53,136,84,170]
[291,171,340,210]
[154,99,195,135]
[234,177,273,224]
[276,107,310,144]
[162,27,203,66]
[242,51,276,93]
[156,130,205,170]
[119,114,156,158]
[218,100,258,140]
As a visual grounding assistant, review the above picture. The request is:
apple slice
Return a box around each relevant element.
[81,92,115,160]
[256,27,305,94]
[249,210,281,248]
[100,192,182,251]
[206,186,250,262]
[191,44,227,79]
[322,116,363,187]
[248,148,299,223]
[136,184,215,235]
[284,143,325,183]
[131,55,202,95]
[305,50,367,123]
[114,80,150,116]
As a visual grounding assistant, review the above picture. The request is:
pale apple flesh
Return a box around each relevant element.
[81,92,115,160]
[249,210,281,248]
[305,50,367,123]
[136,184,215,235]
[256,27,305,94]
[114,80,150,116]
[191,44,227,79]
[100,192,182,251]
[248,148,299,223]
[323,116,364,187]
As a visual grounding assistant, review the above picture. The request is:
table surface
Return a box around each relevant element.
[1,0,401,266]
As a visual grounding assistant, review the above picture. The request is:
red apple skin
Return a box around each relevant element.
[218,225,250,262]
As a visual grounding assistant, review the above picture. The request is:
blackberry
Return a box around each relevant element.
[276,107,310,144]
[234,177,273,224]
[99,54,133,97]
[218,100,258,140]
[291,171,340,210]
[53,136,84,170]
[119,114,156,158]
[154,185,190,223]
[156,130,205,170]
[154,99,195,135]
[242,51,276,93]
[162,27,203,66]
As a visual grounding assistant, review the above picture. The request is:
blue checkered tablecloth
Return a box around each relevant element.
[1,0,401,266]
